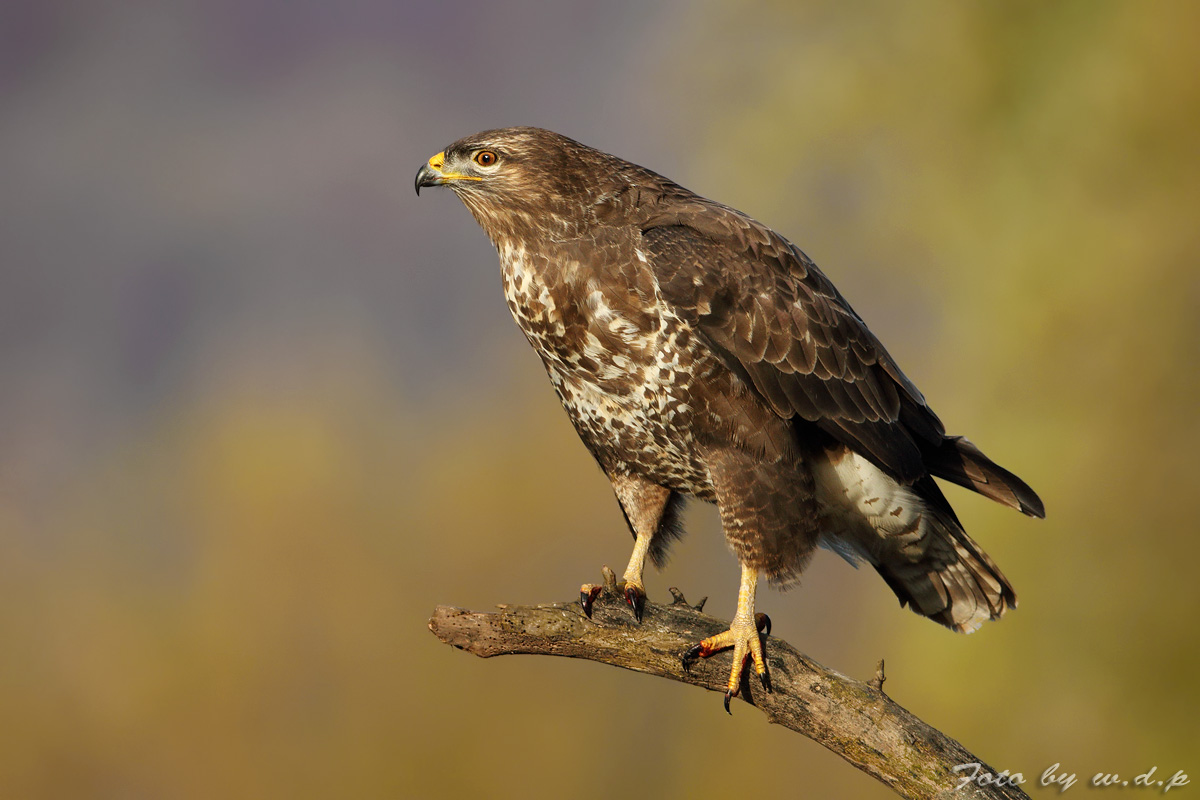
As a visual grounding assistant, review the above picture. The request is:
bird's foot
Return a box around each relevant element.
[579,576,646,622]
[580,565,617,618]
[616,579,646,622]
[580,583,603,618]
[579,565,645,622]
[681,612,772,713]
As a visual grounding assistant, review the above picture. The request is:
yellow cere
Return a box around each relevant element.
[426,150,482,183]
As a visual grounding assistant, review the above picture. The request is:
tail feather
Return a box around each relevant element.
[926,435,1045,519]
[872,481,1018,633]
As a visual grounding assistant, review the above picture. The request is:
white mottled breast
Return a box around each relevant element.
[497,240,713,495]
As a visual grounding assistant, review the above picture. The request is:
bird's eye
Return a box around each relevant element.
[474,150,498,167]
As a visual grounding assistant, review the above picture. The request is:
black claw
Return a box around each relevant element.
[581,585,602,619]
[760,670,773,693]
[724,690,733,714]
[624,585,646,622]
[681,643,702,673]
[755,612,772,637]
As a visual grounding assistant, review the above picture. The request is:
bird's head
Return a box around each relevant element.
[415,127,621,242]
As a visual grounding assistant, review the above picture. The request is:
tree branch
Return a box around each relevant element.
[428,580,1030,800]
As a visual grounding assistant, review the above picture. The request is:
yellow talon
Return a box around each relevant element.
[680,564,771,713]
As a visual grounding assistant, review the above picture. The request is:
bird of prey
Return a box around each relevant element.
[415,127,1044,711]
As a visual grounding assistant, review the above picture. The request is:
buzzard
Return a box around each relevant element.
[416,127,1044,710]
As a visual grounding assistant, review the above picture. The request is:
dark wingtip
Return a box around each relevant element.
[1010,476,1046,519]
[1022,493,1047,520]
[928,435,1047,520]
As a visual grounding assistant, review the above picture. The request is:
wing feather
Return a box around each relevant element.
[640,214,938,483]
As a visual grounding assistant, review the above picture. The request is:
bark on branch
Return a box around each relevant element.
[428,580,1029,800]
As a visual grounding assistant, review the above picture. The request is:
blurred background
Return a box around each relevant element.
[2,0,1197,797]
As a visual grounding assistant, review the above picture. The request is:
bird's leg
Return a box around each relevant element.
[581,477,673,622]
[616,530,652,621]
[681,562,772,713]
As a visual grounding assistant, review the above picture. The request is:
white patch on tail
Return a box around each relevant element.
[812,447,929,563]
[812,445,1006,634]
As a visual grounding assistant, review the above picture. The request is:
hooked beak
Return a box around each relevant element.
[414,151,482,195]
[414,161,439,195]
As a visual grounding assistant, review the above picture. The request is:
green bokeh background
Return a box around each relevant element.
[2,1,1197,797]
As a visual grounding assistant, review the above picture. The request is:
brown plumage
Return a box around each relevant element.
[416,127,1044,704]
